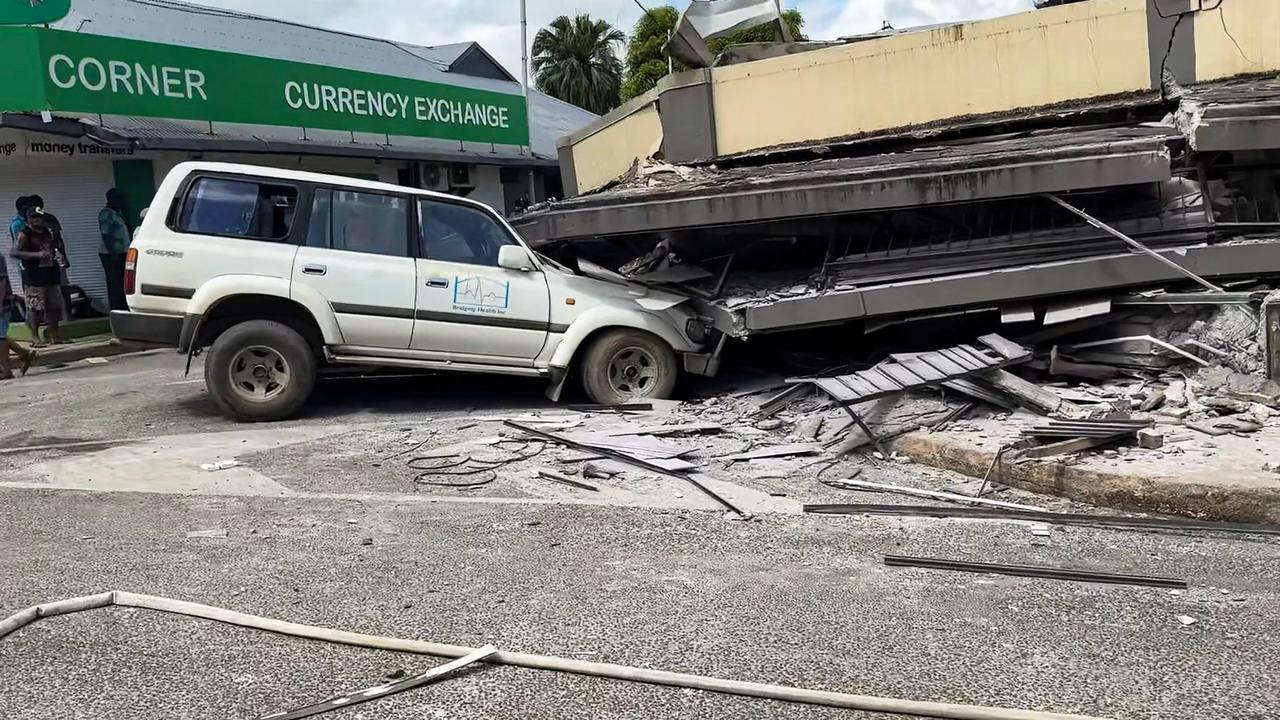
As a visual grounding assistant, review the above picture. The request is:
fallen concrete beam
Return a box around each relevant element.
[737,240,1280,334]
[516,135,1173,244]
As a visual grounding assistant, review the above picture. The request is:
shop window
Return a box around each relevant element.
[307,189,409,257]
[419,199,516,267]
[177,177,297,241]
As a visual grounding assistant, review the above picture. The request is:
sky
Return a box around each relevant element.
[191,0,1037,80]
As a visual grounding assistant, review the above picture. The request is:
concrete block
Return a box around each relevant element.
[1138,429,1165,450]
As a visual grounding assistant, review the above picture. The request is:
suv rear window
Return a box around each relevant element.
[177,177,298,241]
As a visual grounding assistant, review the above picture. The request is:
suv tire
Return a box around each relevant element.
[581,329,678,405]
[205,320,317,422]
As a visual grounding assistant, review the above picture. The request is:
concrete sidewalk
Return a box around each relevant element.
[896,417,1280,524]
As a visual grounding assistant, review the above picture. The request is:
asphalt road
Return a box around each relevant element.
[1,352,1277,720]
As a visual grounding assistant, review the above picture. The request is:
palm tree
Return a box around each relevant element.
[533,14,625,115]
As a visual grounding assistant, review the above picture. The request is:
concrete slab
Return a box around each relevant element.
[895,415,1280,524]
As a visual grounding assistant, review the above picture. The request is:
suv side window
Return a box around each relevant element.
[419,199,517,267]
[177,177,298,241]
[307,189,410,257]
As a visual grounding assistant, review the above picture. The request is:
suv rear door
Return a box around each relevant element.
[412,197,551,362]
[294,187,417,349]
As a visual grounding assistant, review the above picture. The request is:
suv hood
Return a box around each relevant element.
[548,260,691,311]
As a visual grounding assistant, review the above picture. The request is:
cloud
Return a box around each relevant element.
[191,0,1038,77]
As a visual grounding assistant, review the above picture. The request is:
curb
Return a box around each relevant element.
[26,338,163,367]
[893,431,1280,525]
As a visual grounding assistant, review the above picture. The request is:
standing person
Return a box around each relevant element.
[99,189,131,311]
[0,252,35,380]
[26,195,72,321]
[9,196,33,252]
[10,209,64,347]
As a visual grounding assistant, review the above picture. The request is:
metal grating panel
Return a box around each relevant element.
[793,335,1031,407]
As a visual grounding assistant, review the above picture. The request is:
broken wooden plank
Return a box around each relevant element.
[978,369,1069,415]
[722,444,823,462]
[978,334,1031,361]
[942,379,1019,410]
[894,355,948,382]
[880,363,927,387]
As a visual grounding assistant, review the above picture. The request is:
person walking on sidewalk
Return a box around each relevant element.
[99,189,131,311]
[0,253,35,380]
[10,209,65,347]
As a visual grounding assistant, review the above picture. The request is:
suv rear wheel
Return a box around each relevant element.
[581,329,678,405]
[205,320,317,422]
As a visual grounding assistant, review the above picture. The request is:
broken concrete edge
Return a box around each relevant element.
[892,431,1280,526]
[28,337,164,367]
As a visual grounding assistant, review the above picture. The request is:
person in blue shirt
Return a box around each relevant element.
[99,189,132,311]
[9,195,33,245]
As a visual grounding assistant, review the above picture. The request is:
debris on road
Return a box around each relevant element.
[199,460,242,472]
[536,468,600,492]
[505,421,749,518]
[258,644,498,720]
[722,443,823,462]
[883,555,1188,589]
[185,529,228,539]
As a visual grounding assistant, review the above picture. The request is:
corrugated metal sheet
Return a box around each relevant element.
[81,114,561,165]
[51,0,598,159]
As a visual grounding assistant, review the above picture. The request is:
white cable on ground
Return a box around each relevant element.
[1,592,1110,720]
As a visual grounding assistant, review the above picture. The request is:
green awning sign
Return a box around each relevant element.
[0,26,530,146]
[0,0,71,25]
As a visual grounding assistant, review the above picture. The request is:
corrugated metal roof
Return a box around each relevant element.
[82,113,557,165]
[50,0,597,159]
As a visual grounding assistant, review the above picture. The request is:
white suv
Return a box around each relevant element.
[112,162,717,422]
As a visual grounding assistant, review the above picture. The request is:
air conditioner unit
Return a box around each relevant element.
[449,163,474,190]
[421,163,448,191]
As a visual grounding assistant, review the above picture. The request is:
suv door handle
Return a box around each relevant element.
[302,264,327,276]
[425,277,449,289]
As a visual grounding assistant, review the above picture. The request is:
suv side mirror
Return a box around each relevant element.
[498,245,534,272]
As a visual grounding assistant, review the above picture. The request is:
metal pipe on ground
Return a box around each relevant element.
[883,555,1188,589]
[0,592,1109,720]
[503,420,749,519]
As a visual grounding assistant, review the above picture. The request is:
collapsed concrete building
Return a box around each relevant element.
[512,0,1280,376]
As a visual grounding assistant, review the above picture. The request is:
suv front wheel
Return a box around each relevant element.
[581,329,678,405]
[205,320,317,422]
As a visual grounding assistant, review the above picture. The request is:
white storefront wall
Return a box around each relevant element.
[1,128,512,307]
